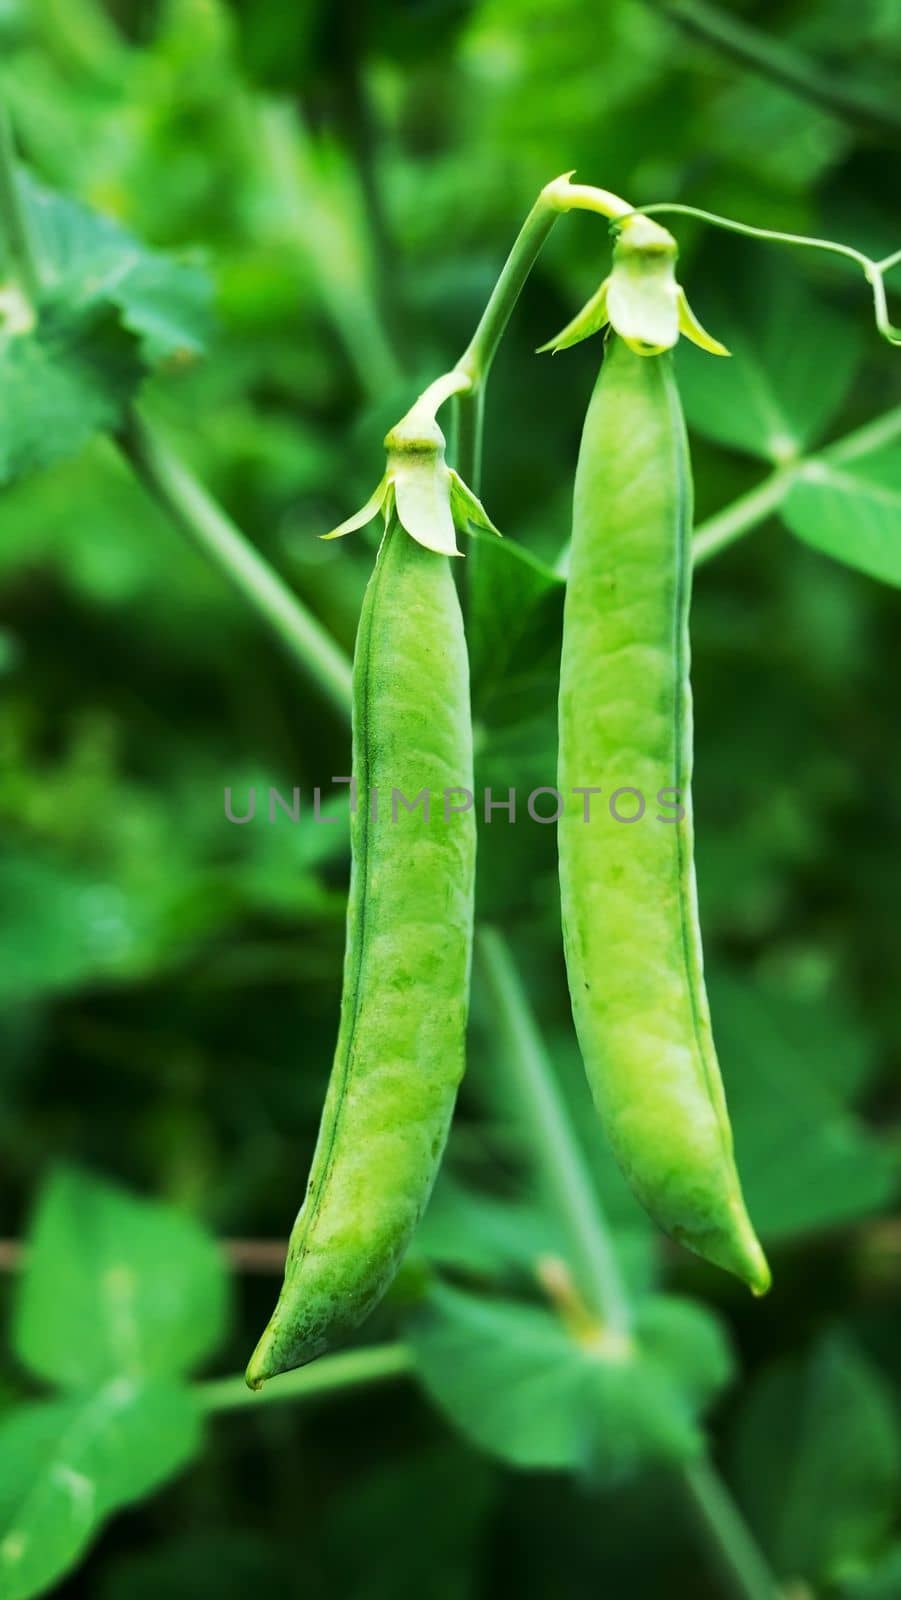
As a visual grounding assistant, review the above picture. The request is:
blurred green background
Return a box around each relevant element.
[1,1,901,1596]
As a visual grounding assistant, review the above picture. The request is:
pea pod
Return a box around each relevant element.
[557,333,770,1294]
[247,504,477,1386]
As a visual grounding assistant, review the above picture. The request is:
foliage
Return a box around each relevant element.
[0,0,900,1596]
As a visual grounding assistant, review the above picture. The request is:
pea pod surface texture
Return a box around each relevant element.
[557,334,769,1294]
[247,519,476,1386]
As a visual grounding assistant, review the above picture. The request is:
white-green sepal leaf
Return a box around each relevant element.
[449,468,501,536]
[606,259,679,355]
[393,457,460,556]
[677,287,730,357]
[538,278,610,355]
[321,472,392,540]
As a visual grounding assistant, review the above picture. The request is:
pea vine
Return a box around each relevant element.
[3,94,899,1600]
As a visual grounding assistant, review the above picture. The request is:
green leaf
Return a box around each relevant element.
[20,171,212,363]
[0,303,141,487]
[0,853,145,1005]
[677,266,861,462]
[416,1175,564,1278]
[467,529,564,723]
[730,1334,900,1583]
[0,1380,200,1600]
[0,173,213,489]
[14,1167,229,1389]
[408,1283,731,1482]
[710,970,895,1240]
[781,455,901,586]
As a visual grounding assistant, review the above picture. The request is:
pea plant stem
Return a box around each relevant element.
[474,927,632,1336]
[692,467,794,566]
[118,408,354,721]
[683,1460,782,1600]
[198,1342,413,1415]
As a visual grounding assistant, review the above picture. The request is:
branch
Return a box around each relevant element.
[653,0,901,141]
[198,1342,413,1414]
[118,408,354,723]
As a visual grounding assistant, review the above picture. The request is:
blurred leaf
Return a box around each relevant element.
[21,170,213,363]
[0,303,140,487]
[0,1381,200,1600]
[840,1545,901,1599]
[0,852,148,1004]
[14,1166,229,1388]
[408,1282,732,1482]
[781,453,901,587]
[321,1443,497,1600]
[710,970,896,1240]
[417,1175,561,1278]
[730,1333,900,1583]
[467,528,564,723]
[677,265,861,462]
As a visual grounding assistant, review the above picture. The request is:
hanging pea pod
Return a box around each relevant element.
[247,419,493,1386]
[556,332,769,1295]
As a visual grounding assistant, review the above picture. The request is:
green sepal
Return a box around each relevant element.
[321,472,392,539]
[537,278,610,355]
[449,468,501,537]
[539,212,729,359]
[393,452,461,556]
[321,424,498,558]
[676,287,730,356]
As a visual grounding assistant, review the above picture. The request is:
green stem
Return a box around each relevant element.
[198,1342,413,1414]
[692,467,793,566]
[456,193,563,390]
[825,401,901,465]
[0,102,42,306]
[652,0,901,141]
[474,928,632,1336]
[450,174,634,485]
[683,1460,782,1600]
[454,191,563,492]
[118,408,354,722]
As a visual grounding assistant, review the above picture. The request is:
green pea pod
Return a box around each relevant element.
[247,516,476,1386]
[557,334,770,1295]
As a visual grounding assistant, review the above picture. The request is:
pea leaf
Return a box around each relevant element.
[13,1167,230,1389]
[20,171,212,364]
[0,303,141,487]
[0,1381,200,1600]
[417,1176,563,1278]
[780,451,901,586]
[677,266,861,462]
[710,970,896,1240]
[0,172,213,489]
[408,1283,732,1482]
[729,1333,900,1583]
[466,529,565,724]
